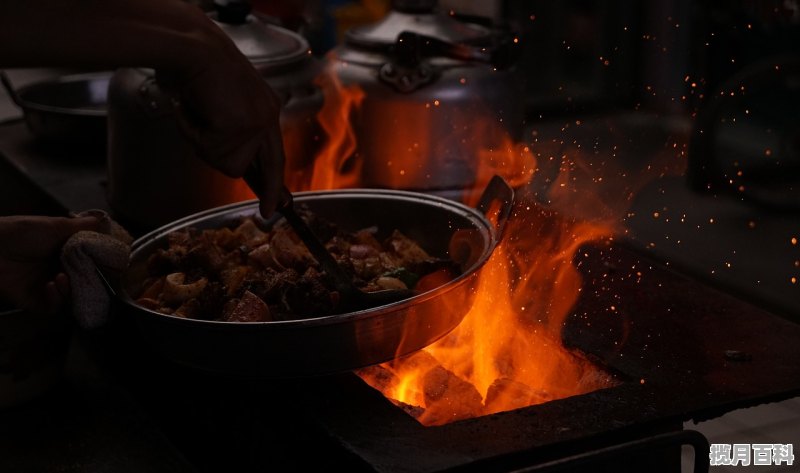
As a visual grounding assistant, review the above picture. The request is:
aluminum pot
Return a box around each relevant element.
[107,2,322,230]
[118,177,513,378]
[328,0,524,195]
[0,71,110,151]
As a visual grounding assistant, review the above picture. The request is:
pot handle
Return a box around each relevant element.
[0,71,25,108]
[476,175,514,242]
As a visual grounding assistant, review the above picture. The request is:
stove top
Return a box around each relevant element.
[87,240,800,473]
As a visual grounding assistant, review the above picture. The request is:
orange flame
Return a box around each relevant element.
[287,64,695,426]
[357,202,618,425]
[285,62,365,192]
[308,69,365,190]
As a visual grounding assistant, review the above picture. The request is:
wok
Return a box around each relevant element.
[119,177,513,378]
[0,71,110,148]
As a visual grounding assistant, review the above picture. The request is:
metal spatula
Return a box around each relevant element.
[244,164,412,312]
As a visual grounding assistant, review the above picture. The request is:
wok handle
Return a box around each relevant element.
[476,175,515,242]
[0,71,25,108]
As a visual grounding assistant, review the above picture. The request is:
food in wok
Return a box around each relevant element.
[135,207,460,322]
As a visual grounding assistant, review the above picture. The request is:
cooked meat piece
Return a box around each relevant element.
[175,298,202,319]
[375,276,407,291]
[354,227,381,248]
[282,267,336,316]
[146,248,183,275]
[137,212,457,322]
[161,272,208,305]
[349,244,378,259]
[244,268,298,302]
[270,227,315,270]
[386,230,431,267]
[233,218,269,247]
[225,290,271,322]
[206,227,238,251]
[220,266,250,296]
[135,297,161,311]
[194,281,226,320]
[186,237,226,272]
[139,276,165,300]
[247,242,275,269]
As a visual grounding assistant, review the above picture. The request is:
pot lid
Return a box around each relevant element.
[210,1,309,71]
[345,9,492,49]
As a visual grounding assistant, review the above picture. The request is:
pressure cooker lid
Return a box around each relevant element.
[210,1,309,71]
[345,3,492,49]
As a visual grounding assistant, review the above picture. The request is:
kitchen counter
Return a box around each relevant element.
[0,120,108,216]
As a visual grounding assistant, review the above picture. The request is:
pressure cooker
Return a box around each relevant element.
[328,0,524,197]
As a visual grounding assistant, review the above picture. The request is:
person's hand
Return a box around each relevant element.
[157,24,286,218]
[0,215,102,315]
[2,0,286,216]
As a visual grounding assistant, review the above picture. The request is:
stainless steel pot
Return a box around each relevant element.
[329,0,524,195]
[1,71,111,150]
[107,2,322,230]
[118,176,513,378]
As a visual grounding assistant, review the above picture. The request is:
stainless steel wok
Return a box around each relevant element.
[119,177,513,378]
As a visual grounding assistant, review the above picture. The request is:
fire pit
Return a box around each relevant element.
[288,236,800,472]
[106,202,800,473]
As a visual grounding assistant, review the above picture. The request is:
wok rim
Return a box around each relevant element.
[122,188,498,329]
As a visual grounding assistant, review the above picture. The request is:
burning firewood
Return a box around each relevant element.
[419,365,485,425]
[484,378,552,414]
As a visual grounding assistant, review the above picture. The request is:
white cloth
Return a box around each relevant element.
[60,210,132,329]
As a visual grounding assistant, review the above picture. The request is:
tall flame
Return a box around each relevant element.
[357,201,618,425]
[287,64,691,426]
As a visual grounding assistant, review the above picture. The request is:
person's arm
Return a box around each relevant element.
[0,0,284,215]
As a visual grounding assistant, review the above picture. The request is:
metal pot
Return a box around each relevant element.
[118,176,513,378]
[107,2,322,230]
[329,0,524,196]
[0,70,111,151]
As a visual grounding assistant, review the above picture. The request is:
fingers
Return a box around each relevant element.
[42,280,64,316]
[43,273,70,316]
[154,57,286,216]
[70,215,106,233]
[54,272,70,297]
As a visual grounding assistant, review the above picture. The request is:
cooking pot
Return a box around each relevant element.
[328,0,524,195]
[0,70,111,152]
[107,1,322,230]
[118,176,513,378]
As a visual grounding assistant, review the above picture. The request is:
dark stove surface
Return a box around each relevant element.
[81,241,800,473]
[285,242,800,472]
